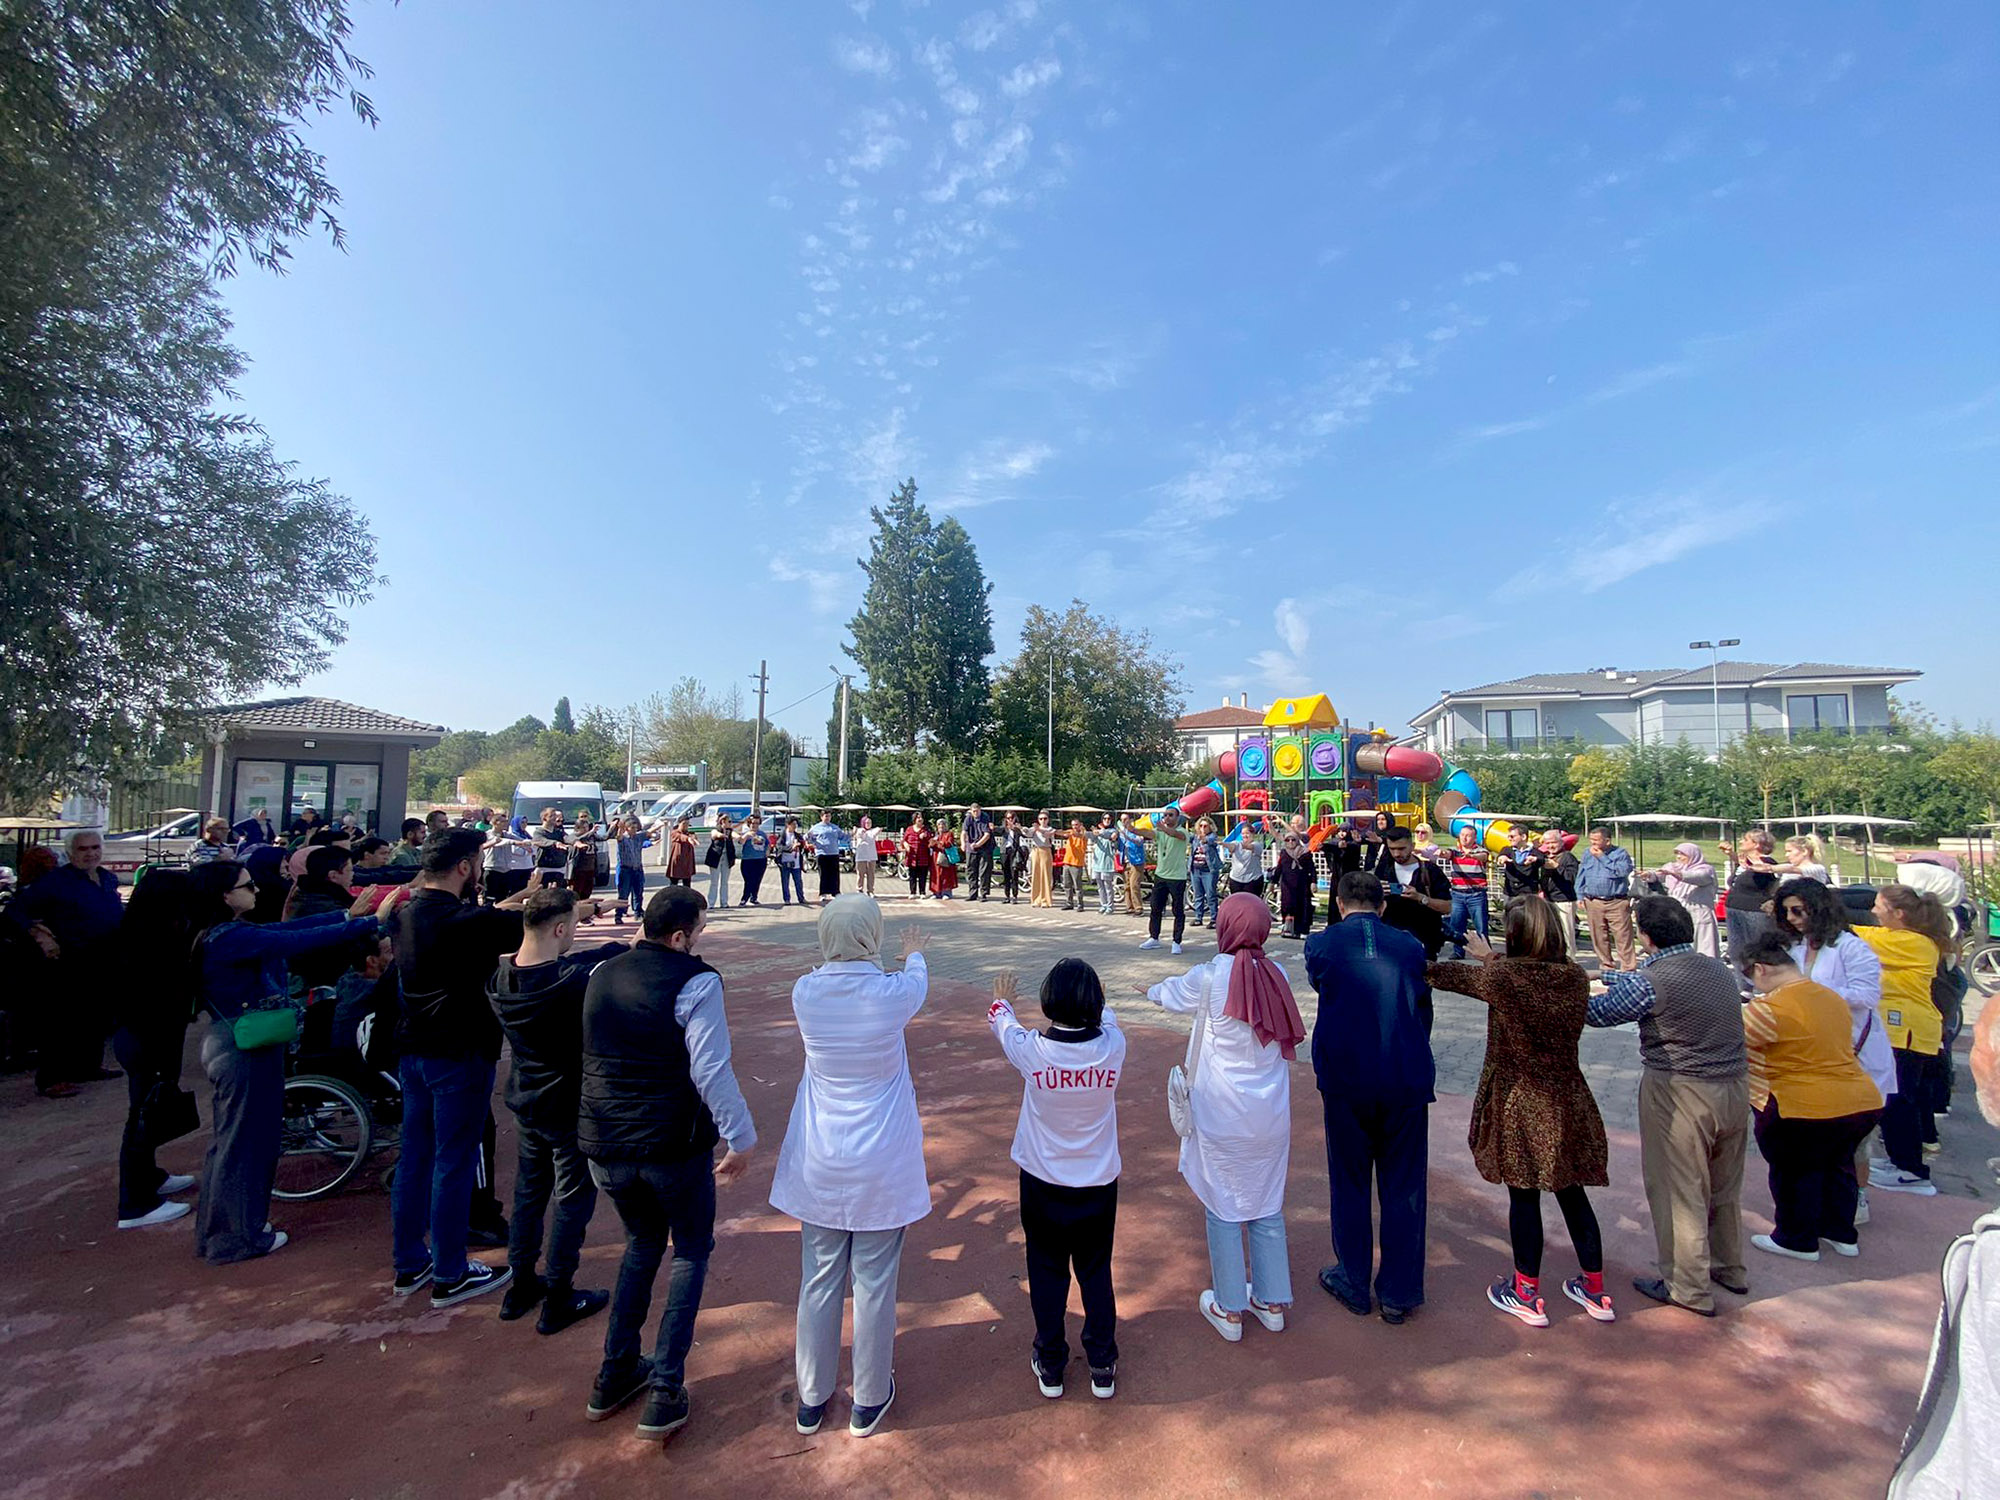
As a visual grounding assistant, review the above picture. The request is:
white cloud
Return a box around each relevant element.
[1273,598,1309,658]
[831,36,896,77]
[1000,56,1062,98]
[769,556,851,616]
[936,439,1055,510]
[1503,492,1774,594]
[960,10,1003,50]
[1460,259,1519,285]
[766,193,793,209]
[845,408,919,496]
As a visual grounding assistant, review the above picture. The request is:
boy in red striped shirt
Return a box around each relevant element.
[1445,827,1490,960]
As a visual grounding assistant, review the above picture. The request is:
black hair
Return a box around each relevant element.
[1735,931,1799,976]
[643,885,708,944]
[355,836,390,858]
[421,827,488,874]
[1774,877,1848,949]
[522,884,578,931]
[305,827,341,847]
[302,845,352,883]
[187,859,250,936]
[1382,824,1412,843]
[1634,894,1695,950]
[123,868,197,1010]
[1336,871,1385,909]
[1039,957,1105,1030]
[401,818,425,839]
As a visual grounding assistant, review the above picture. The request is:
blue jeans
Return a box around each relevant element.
[780,863,805,903]
[1189,867,1218,923]
[393,1053,496,1283]
[616,863,645,915]
[1204,1208,1291,1314]
[589,1155,716,1392]
[1449,888,1489,958]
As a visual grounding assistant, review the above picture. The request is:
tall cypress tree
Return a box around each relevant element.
[844,480,995,754]
[846,480,932,752]
[925,518,995,751]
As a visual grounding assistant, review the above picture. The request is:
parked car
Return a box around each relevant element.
[102,810,202,873]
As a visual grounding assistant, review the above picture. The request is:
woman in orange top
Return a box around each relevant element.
[1736,932,1884,1262]
[1061,819,1090,911]
[1853,885,1951,1195]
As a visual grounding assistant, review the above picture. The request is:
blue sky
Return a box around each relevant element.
[222,1,2000,746]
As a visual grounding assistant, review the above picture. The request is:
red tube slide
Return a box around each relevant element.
[1351,743,1445,782]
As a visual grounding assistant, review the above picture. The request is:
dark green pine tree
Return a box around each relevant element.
[846,480,933,752]
[550,696,575,735]
[923,517,995,753]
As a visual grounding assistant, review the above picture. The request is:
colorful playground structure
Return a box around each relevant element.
[1159,692,1530,851]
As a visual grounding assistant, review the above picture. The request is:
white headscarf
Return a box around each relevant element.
[817,893,883,965]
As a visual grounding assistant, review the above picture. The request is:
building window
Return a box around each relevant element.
[1484,708,1539,748]
[1786,693,1850,733]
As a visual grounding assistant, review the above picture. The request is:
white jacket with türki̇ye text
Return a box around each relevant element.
[988,1001,1125,1188]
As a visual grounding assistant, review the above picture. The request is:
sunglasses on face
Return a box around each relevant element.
[1781,903,1807,916]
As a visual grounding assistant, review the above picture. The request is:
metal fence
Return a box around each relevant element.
[106,774,204,835]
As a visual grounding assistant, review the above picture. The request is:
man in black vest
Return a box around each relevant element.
[1586,895,1750,1316]
[579,887,756,1441]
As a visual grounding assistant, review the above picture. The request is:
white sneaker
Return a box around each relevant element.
[1872,1169,1938,1196]
[118,1200,192,1230]
[1171,942,1183,955]
[1822,1238,1860,1258]
[159,1173,197,1196]
[266,1230,290,1254]
[1138,938,1161,950]
[1751,1233,1819,1262]
[1245,1285,1285,1332]
[1198,1290,1243,1342]
[1854,1192,1870,1226]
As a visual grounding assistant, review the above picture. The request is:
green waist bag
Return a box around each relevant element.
[230,1004,300,1051]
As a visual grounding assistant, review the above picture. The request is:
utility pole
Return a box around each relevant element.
[1046,647,1056,805]
[829,666,852,796]
[625,709,636,795]
[749,660,769,824]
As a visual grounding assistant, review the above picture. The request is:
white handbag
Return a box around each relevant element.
[1167,966,1213,1140]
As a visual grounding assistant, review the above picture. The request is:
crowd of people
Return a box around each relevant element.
[0,796,1990,1463]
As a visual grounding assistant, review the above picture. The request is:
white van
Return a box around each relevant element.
[509,780,610,882]
[675,789,774,833]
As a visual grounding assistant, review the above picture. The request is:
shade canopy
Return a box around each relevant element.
[871,803,917,812]
[1789,814,1917,828]
[1054,804,1105,813]
[829,802,869,811]
[1602,812,1738,825]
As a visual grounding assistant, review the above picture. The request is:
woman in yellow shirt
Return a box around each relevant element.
[1737,933,1883,1262]
[1854,886,1951,1196]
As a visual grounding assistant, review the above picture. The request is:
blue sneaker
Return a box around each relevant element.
[1487,1276,1548,1328]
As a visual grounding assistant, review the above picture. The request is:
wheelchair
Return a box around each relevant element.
[274,985,404,1202]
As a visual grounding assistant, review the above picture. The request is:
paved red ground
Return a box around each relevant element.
[0,930,1970,1499]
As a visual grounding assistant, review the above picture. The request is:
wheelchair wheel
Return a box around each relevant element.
[1968,941,2000,998]
[273,1073,374,1201]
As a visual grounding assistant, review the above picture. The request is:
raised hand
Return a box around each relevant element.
[992,968,1020,1005]
[900,924,931,961]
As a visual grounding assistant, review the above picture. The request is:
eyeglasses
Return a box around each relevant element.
[1780,903,1807,916]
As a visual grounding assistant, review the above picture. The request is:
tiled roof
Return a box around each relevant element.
[193,696,447,739]
[1450,662,1915,697]
[1175,706,1268,731]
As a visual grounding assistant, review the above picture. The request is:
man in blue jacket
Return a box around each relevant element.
[1302,871,1435,1324]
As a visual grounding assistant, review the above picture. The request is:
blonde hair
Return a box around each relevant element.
[1786,833,1824,863]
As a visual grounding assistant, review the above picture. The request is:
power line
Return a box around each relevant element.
[766,678,838,719]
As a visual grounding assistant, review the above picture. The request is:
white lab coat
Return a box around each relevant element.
[1149,953,1292,1222]
[1794,932,1898,1099]
[769,955,932,1232]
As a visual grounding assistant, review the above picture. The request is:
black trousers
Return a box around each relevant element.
[114,1026,171,1220]
[1148,877,1187,943]
[1507,1184,1603,1278]
[1321,1091,1428,1312]
[967,847,993,898]
[999,853,1023,900]
[1880,1046,1934,1177]
[907,864,929,897]
[508,1120,597,1284]
[1753,1100,1878,1253]
[817,854,841,898]
[1019,1170,1118,1373]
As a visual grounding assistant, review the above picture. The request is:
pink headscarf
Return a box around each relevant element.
[1216,892,1305,1060]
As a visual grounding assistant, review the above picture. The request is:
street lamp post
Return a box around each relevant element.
[1046,648,1055,803]
[1688,638,1742,756]
[828,666,851,796]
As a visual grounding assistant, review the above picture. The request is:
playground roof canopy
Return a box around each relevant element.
[1262,694,1339,730]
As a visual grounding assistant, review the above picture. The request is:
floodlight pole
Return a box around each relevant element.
[1689,638,1741,756]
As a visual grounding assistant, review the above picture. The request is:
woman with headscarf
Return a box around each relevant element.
[769,897,931,1438]
[928,819,959,900]
[1144,892,1304,1343]
[1652,843,1721,958]
[1273,829,1317,940]
[852,815,880,896]
[240,843,291,925]
[1429,897,1613,1327]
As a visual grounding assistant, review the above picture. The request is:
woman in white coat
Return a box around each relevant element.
[769,897,930,1439]
[1144,892,1306,1342]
